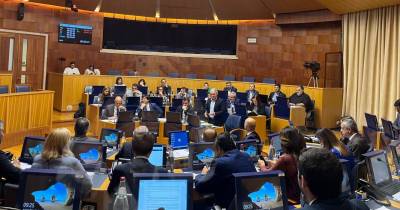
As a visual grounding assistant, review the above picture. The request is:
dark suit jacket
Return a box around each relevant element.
[226,99,241,114]
[246,102,267,116]
[223,86,238,93]
[194,149,256,208]
[107,157,168,195]
[101,104,127,119]
[175,105,195,116]
[205,98,227,126]
[243,131,261,144]
[0,151,21,184]
[246,90,259,101]
[299,198,369,210]
[289,93,313,112]
[135,103,163,118]
[162,85,172,95]
[348,133,370,161]
[268,91,287,104]
[115,142,134,160]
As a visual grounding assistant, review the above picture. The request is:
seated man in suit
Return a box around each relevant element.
[195,133,256,208]
[101,96,127,120]
[226,91,240,115]
[246,83,259,103]
[243,117,261,143]
[204,88,227,126]
[70,117,98,151]
[223,81,237,93]
[135,95,163,118]
[176,98,195,119]
[160,78,172,95]
[289,85,312,112]
[268,83,286,105]
[0,121,21,185]
[108,132,168,195]
[203,128,217,142]
[393,99,400,130]
[115,126,148,160]
[340,118,370,161]
[298,148,368,210]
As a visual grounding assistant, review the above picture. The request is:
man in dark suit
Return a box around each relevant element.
[175,98,195,119]
[298,148,368,210]
[205,88,227,126]
[223,81,237,93]
[160,78,172,95]
[135,95,163,118]
[101,96,127,119]
[243,118,261,143]
[195,133,256,208]
[267,83,286,105]
[108,132,168,195]
[246,83,259,102]
[70,117,98,151]
[115,126,149,160]
[340,118,370,161]
[288,85,312,112]
[0,121,21,185]
[225,91,240,115]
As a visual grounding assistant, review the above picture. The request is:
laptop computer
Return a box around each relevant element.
[149,97,163,107]
[113,85,127,96]
[70,141,107,171]
[117,111,134,123]
[236,140,261,162]
[233,171,289,210]
[365,113,379,131]
[19,136,46,164]
[142,111,159,122]
[167,111,182,124]
[189,142,215,171]
[102,96,115,108]
[188,114,201,127]
[99,128,123,149]
[172,98,183,108]
[197,89,208,99]
[382,118,397,139]
[126,96,140,107]
[17,168,81,210]
[131,173,193,210]
[138,86,148,95]
[363,126,378,150]
[148,144,167,167]
[169,131,190,159]
[363,150,400,196]
[92,85,105,96]
[268,133,282,159]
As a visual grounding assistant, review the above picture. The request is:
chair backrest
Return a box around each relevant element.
[274,97,290,119]
[186,73,197,79]
[141,121,160,136]
[15,85,30,93]
[224,75,235,81]
[164,122,182,137]
[242,76,255,82]
[262,78,276,84]
[107,69,122,75]
[127,70,137,76]
[204,74,217,80]
[146,72,160,77]
[0,85,8,94]
[168,72,179,78]
[230,128,247,141]
[224,115,242,132]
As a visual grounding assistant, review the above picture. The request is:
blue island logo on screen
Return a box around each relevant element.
[244,145,257,157]
[104,133,118,143]
[245,182,282,209]
[31,182,72,208]
[79,149,100,163]
[196,148,215,163]
[28,144,44,157]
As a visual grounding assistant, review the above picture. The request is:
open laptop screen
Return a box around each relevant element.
[100,128,122,148]
[366,151,392,185]
[189,142,216,170]
[236,140,260,162]
[19,136,46,164]
[169,131,189,150]
[148,144,166,167]
[365,113,379,131]
[71,141,106,171]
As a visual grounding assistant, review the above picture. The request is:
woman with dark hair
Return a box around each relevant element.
[258,127,306,203]
[115,77,124,86]
[246,95,267,116]
[97,87,111,104]
[138,79,147,87]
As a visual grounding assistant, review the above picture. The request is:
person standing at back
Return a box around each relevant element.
[205,88,227,126]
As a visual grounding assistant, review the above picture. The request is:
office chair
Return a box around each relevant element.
[15,85,30,93]
[146,72,160,77]
[168,72,179,78]
[242,76,255,82]
[230,128,247,141]
[0,86,8,94]
[262,78,276,84]
[186,73,197,79]
[204,74,217,80]
[127,70,138,76]
[223,75,235,81]
[106,69,122,75]
[224,115,242,132]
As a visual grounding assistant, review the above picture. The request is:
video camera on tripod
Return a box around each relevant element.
[304,61,320,87]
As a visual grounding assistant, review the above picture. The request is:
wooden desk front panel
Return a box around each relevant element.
[0,74,12,92]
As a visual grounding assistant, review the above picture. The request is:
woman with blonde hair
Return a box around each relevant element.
[31,128,92,196]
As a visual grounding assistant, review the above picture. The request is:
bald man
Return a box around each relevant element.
[243,118,261,143]
[101,96,127,119]
[203,128,217,142]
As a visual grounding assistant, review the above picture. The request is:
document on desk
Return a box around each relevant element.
[392,191,400,201]
[20,162,32,170]
[375,206,390,210]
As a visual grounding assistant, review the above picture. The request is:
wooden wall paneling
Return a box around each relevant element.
[29,92,53,128]
[0,74,13,92]
[7,94,30,133]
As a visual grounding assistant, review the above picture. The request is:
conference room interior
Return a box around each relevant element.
[1,0,400,209]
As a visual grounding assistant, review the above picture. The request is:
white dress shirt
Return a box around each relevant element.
[84,68,101,75]
[63,67,80,75]
[210,100,216,118]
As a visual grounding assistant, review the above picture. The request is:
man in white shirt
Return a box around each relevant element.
[84,64,101,75]
[63,62,80,75]
[205,89,227,126]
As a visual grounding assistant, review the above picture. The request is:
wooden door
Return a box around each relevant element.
[0,32,17,73]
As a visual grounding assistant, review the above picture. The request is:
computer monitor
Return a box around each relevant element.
[142,111,159,122]
[363,150,392,185]
[233,171,288,210]
[381,118,396,139]
[117,111,134,123]
[148,144,166,167]
[169,131,189,150]
[149,97,163,107]
[92,85,105,96]
[126,96,140,107]
[138,86,148,95]
[102,96,115,108]
[172,98,183,108]
[114,85,127,96]
[268,133,282,158]
[363,126,378,149]
[17,168,81,210]
[70,141,106,171]
[166,111,182,124]
[132,173,193,210]
[189,142,215,171]
[187,114,200,127]
[365,113,379,131]
[99,128,123,148]
[19,136,46,164]
[236,140,260,162]
[197,89,208,99]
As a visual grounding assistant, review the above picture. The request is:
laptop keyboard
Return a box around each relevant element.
[173,149,189,159]
[381,182,400,195]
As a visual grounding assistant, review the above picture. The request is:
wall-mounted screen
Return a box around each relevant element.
[58,23,92,45]
[103,18,237,55]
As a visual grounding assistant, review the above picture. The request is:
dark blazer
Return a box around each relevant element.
[107,157,168,195]
[299,198,369,210]
[194,149,256,208]
[0,151,21,184]
[243,131,261,144]
[226,99,241,115]
[289,93,313,112]
[205,98,227,126]
[135,103,163,118]
[246,90,259,101]
[175,105,195,116]
[246,102,267,116]
[268,91,286,104]
[101,104,127,119]
[162,85,172,95]
[115,142,134,160]
[223,86,238,93]
[348,133,370,161]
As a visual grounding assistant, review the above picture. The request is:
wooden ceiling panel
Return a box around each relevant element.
[213,0,274,20]
[100,0,156,16]
[316,0,400,14]
[160,0,213,19]
[262,0,325,14]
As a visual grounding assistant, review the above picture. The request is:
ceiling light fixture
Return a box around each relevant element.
[155,0,160,18]
[94,0,102,12]
[208,0,219,21]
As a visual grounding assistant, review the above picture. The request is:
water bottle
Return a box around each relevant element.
[113,177,129,210]
[269,145,276,160]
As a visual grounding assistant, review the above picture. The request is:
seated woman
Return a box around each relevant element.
[246,95,267,116]
[258,127,306,204]
[114,76,125,86]
[84,64,100,75]
[138,79,147,88]
[97,87,111,104]
[31,128,92,196]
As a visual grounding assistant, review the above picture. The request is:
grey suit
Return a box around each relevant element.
[101,104,127,119]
